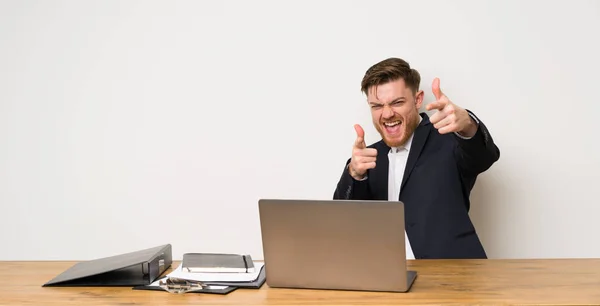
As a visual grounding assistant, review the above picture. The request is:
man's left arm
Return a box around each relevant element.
[452,110,500,175]
[426,78,500,175]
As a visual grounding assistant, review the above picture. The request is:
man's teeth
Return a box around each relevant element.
[384,121,401,127]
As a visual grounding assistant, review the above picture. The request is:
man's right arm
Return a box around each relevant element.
[333,124,377,200]
[333,160,372,200]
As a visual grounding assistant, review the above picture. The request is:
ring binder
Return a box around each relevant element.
[42,244,172,287]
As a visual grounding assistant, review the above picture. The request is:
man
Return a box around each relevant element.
[333,57,500,259]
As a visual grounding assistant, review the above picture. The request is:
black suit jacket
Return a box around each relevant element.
[333,111,500,259]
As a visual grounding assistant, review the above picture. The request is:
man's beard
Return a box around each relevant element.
[376,113,420,148]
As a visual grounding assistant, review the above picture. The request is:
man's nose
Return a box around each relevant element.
[382,105,394,118]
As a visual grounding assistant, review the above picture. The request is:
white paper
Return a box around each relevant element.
[167,262,264,282]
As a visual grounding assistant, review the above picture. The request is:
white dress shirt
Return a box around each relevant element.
[387,117,421,260]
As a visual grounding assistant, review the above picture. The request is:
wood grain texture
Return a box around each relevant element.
[1,259,600,305]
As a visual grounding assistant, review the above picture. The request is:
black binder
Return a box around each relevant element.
[42,244,172,287]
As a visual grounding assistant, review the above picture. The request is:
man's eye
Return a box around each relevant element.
[371,105,382,109]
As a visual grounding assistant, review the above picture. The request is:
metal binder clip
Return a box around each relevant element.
[158,277,206,294]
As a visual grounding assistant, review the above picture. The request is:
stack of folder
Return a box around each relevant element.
[42,244,265,295]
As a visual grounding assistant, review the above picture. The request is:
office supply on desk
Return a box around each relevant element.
[133,276,237,294]
[182,253,255,273]
[169,262,265,285]
[133,262,266,294]
[259,199,417,293]
[42,244,172,287]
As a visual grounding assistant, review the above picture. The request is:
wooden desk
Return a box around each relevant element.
[2,259,600,305]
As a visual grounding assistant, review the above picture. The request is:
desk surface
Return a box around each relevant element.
[2,259,600,305]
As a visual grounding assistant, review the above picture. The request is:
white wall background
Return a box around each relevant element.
[1,0,599,261]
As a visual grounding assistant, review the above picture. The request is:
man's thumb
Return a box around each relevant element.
[354,124,366,148]
[432,77,443,100]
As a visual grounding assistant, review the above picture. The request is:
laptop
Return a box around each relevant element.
[258,199,417,292]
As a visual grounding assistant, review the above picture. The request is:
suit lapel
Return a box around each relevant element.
[400,113,432,193]
[369,140,390,200]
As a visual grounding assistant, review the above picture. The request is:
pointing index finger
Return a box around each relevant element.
[426,100,448,111]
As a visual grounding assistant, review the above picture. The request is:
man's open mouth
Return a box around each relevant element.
[384,121,402,135]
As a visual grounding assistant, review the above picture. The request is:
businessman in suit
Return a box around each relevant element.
[333,58,500,259]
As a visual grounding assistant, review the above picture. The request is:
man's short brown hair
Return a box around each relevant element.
[361,57,421,96]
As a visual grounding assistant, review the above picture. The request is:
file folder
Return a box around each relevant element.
[42,244,172,287]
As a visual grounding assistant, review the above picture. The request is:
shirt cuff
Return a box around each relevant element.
[348,165,368,181]
[454,113,480,139]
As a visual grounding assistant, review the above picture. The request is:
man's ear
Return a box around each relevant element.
[415,90,424,109]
